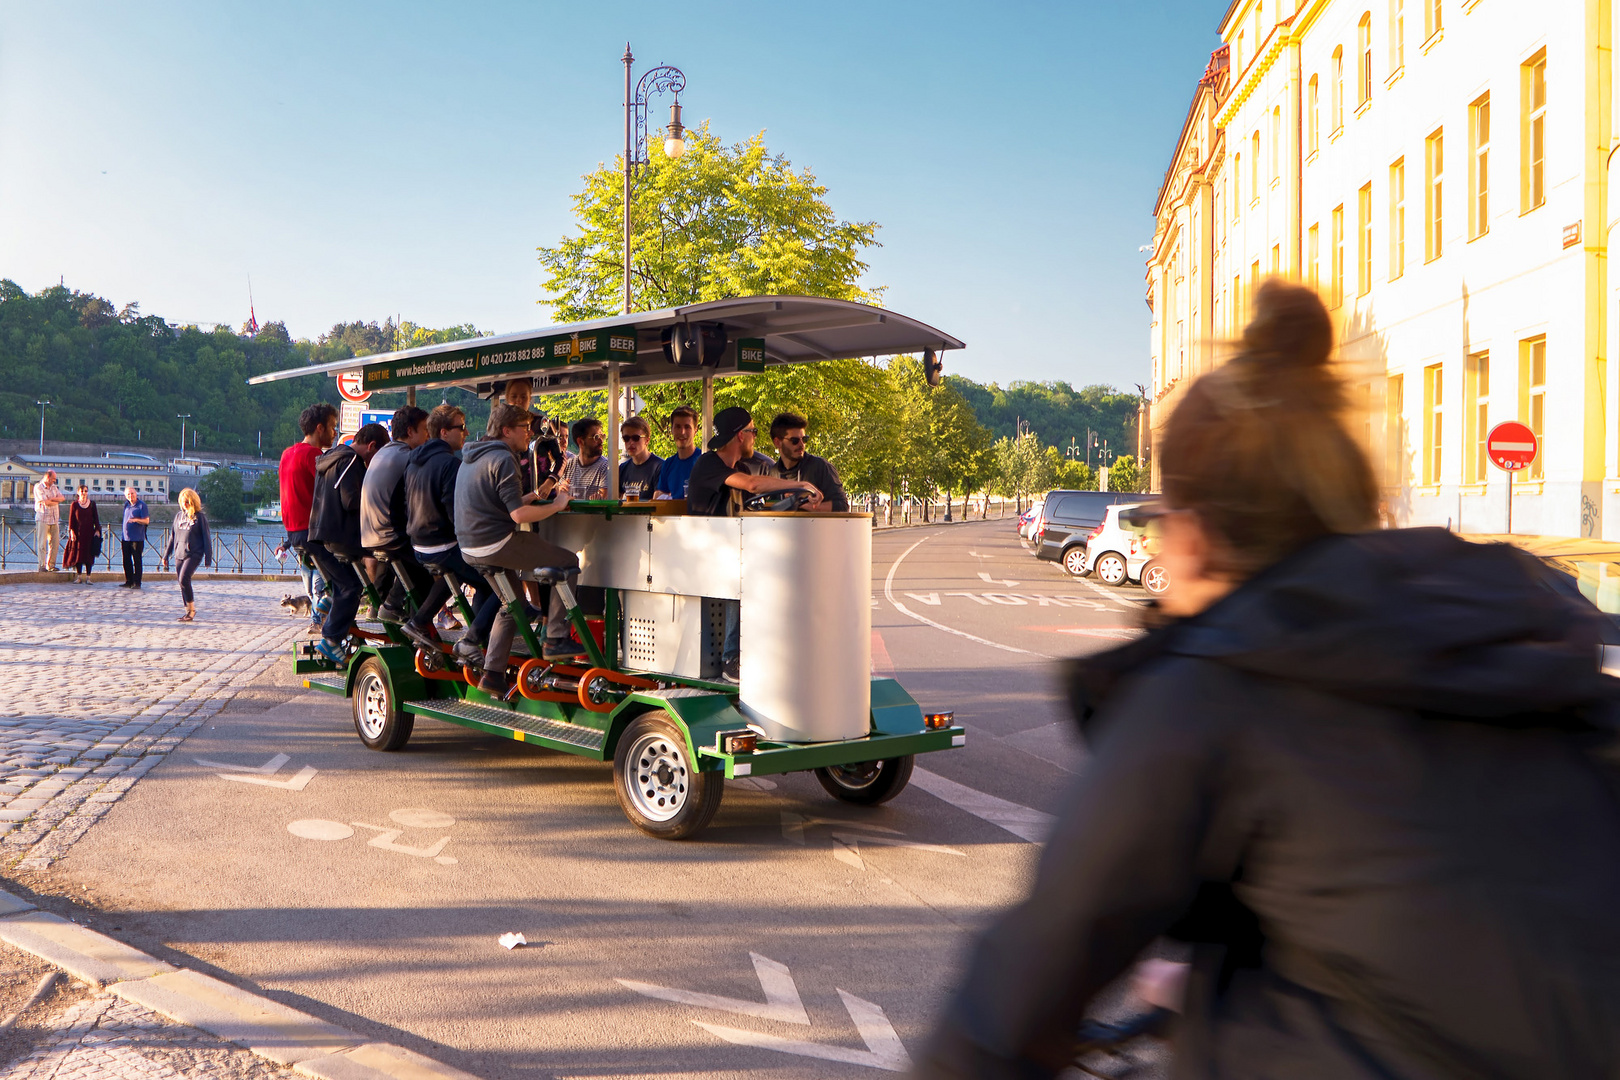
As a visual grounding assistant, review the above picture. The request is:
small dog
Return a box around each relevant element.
[279,594,312,617]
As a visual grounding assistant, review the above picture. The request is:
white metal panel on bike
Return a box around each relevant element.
[738,516,871,742]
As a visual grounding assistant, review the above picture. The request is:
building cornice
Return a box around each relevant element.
[1216,17,1295,126]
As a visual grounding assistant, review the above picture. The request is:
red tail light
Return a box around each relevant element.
[1087,522,1104,541]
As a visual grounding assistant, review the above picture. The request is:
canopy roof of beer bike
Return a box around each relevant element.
[245,295,965,397]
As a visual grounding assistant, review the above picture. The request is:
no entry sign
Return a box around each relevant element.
[1487,421,1538,471]
[336,371,371,403]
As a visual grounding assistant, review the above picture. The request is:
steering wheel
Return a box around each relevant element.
[743,491,809,513]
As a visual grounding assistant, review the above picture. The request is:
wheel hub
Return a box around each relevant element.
[626,731,689,822]
[358,673,388,740]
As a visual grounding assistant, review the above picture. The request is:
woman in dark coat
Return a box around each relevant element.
[916,280,1620,1079]
[62,484,101,583]
[160,487,212,622]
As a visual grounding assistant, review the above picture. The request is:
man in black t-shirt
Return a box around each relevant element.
[769,412,849,512]
[686,407,822,517]
[687,407,822,682]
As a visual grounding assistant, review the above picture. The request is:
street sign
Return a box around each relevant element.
[338,401,365,437]
[1487,421,1538,471]
[336,371,371,403]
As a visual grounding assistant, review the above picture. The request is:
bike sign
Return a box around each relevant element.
[337,371,371,403]
[1487,421,1538,471]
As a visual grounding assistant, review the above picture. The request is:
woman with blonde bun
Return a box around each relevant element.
[160,488,213,622]
[917,279,1620,1079]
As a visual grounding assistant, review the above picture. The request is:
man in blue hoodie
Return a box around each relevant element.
[455,403,577,698]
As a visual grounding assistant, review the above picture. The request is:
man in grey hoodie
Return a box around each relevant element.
[455,402,578,697]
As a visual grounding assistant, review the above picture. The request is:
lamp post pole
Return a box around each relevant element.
[34,400,50,455]
[176,414,191,459]
[619,45,686,498]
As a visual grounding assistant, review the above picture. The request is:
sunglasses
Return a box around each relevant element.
[446,424,467,432]
[781,435,807,445]
[622,433,645,442]
[740,427,757,436]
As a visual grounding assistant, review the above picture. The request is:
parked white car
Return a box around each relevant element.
[1075,502,1166,594]
[1018,499,1046,542]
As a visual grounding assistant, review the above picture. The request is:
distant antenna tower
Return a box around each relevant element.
[246,276,259,334]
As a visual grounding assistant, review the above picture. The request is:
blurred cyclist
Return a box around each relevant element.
[916,279,1620,1078]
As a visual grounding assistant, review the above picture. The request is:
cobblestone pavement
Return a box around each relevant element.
[0,579,302,871]
[2,993,296,1080]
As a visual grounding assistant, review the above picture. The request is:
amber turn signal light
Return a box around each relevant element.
[718,730,757,754]
[924,711,955,729]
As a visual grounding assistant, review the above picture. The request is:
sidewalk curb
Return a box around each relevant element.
[0,890,480,1080]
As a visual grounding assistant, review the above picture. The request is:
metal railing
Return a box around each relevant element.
[0,521,297,576]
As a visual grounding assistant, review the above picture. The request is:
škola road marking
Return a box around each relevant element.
[884,538,1050,658]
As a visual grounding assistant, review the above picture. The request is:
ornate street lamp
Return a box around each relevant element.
[613,46,686,498]
[622,45,686,317]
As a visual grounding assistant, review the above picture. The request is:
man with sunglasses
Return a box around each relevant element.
[617,415,662,499]
[769,412,848,512]
[401,404,500,663]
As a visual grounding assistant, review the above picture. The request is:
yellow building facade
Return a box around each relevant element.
[1150,0,1614,538]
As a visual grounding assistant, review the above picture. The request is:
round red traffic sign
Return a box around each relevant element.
[336,371,371,403]
[1487,420,1538,471]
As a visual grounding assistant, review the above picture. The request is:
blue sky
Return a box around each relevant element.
[0,1,1220,389]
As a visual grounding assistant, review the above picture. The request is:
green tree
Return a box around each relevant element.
[198,467,245,525]
[250,469,279,507]
[1106,454,1144,494]
[1045,447,1097,491]
[538,122,881,320]
[537,121,892,492]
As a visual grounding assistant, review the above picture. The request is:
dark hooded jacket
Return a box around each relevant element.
[406,438,459,549]
[306,445,365,555]
[917,528,1620,1080]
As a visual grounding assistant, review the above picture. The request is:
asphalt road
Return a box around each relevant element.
[45,518,1152,1080]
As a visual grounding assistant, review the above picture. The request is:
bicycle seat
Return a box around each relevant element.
[530,565,572,585]
[422,562,447,578]
[744,491,807,513]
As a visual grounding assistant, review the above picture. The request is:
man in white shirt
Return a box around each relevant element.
[33,471,65,573]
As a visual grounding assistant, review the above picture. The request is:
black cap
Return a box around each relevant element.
[707,406,753,451]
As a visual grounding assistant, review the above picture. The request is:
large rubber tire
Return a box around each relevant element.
[613,711,724,840]
[1094,552,1129,587]
[1062,546,1088,577]
[1140,560,1170,597]
[815,755,915,806]
[352,656,414,751]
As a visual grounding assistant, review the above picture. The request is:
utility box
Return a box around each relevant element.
[621,590,724,680]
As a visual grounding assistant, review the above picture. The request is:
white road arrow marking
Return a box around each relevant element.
[618,953,810,1025]
[977,571,1021,587]
[194,752,289,774]
[903,591,941,606]
[695,988,912,1072]
[782,812,902,847]
[219,766,316,791]
[830,832,966,858]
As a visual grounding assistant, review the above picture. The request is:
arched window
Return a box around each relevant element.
[1358,14,1373,106]
[1332,46,1345,130]
[1251,131,1261,198]
[1308,75,1320,154]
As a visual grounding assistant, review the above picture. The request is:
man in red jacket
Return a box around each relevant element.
[281,403,336,622]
